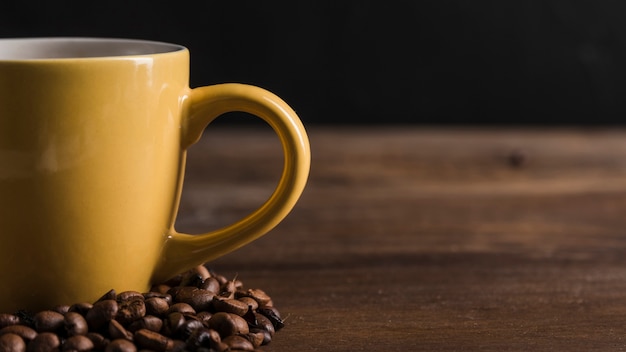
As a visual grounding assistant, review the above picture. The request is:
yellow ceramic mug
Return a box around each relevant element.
[0,37,310,312]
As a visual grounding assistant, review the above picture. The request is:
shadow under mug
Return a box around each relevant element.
[0,37,310,312]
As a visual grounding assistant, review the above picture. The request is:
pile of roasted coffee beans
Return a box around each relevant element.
[0,265,284,351]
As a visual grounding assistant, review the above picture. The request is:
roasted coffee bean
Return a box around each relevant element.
[212,274,228,286]
[161,312,185,338]
[68,303,93,316]
[252,313,275,337]
[149,284,171,295]
[194,311,212,327]
[236,297,258,312]
[64,312,88,336]
[178,319,203,340]
[0,325,37,342]
[95,289,117,303]
[235,289,272,307]
[108,320,133,341]
[193,265,211,281]
[105,338,137,352]
[185,327,222,351]
[219,281,236,299]
[134,329,171,352]
[52,306,70,315]
[208,312,249,337]
[250,328,272,346]
[211,297,248,316]
[116,298,146,325]
[127,315,163,333]
[33,311,64,333]
[166,286,184,300]
[144,297,169,317]
[86,332,109,350]
[169,339,187,352]
[62,335,94,351]
[222,335,254,351]
[0,333,25,352]
[258,307,285,331]
[166,303,195,315]
[0,314,20,329]
[117,291,144,303]
[244,331,265,348]
[172,287,213,312]
[28,332,59,352]
[0,266,281,351]
[86,300,119,330]
[198,277,220,294]
[180,267,206,288]
[143,291,172,301]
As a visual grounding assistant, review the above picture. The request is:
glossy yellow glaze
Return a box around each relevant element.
[0,38,310,312]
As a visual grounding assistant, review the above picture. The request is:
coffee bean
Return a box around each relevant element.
[68,303,93,316]
[52,306,70,315]
[195,311,212,327]
[0,266,282,351]
[105,338,137,352]
[33,311,64,333]
[169,339,187,352]
[127,315,163,333]
[236,297,259,311]
[86,332,109,350]
[0,314,20,329]
[180,272,204,288]
[28,332,59,352]
[166,286,183,301]
[62,335,94,351]
[144,297,169,317]
[184,327,221,351]
[86,300,119,331]
[252,313,275,337]
[235,289,272,307]
[95,289,117,303]
[166,303,195,315]
[172,287,213,312]
[213,274,228,286]
[219,281,237,299]
[258,306,285,331]
[162,312,185,338]
[222,334,254,351]
[178,319,203,340]
[64,312,88,336]
[133,329,171,352]
[117,291,144,303]
[0,333,25,352]
[149,284,171,295]
[211,297,249,316]
[0,325,37,342]
[243,331,265,348]
[143,291,172,302]
[198,277,220,294]
[250,328,272,346]
[108,320,133,341]
[208,312,249,337]
[116,298,146,325]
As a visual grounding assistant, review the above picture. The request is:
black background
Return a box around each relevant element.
[2,1,626,126]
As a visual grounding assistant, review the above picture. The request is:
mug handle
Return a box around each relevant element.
[152,83,310,282]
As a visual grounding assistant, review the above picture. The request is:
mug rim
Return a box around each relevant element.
[0,37,187,61]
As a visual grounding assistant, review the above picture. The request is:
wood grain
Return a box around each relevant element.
[176,126,626,351]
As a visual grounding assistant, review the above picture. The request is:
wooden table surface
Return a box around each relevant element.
[176,126,626,351]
